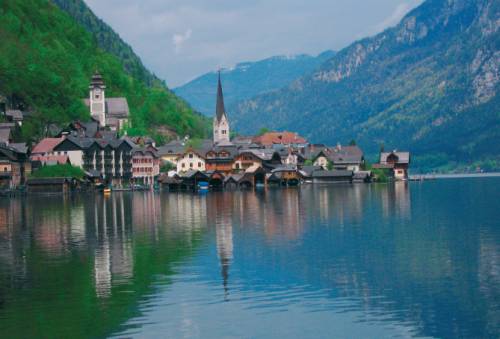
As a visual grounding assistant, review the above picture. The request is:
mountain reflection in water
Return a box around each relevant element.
[0,180,498,338]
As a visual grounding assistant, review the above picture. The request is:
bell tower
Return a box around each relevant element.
[89,72,106,127]
[213,71,230,144]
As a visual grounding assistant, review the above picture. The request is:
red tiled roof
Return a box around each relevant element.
[253,132,307,146]
[31,138,64,154]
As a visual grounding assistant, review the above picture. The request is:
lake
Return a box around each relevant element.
[0,179,498,338]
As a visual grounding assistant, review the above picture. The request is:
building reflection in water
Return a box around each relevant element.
[380,181,411,220]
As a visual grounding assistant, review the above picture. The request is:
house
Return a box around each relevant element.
[374,151,410,180]
[312,145,364,172]
[311,170,353,184]
[158,173,183,191]
[268,166,301,186]
[25,177,78,194]
[157,140,186,165]
[353,171,372,183]
[0,143,31,188]
[131,148,160,185]
[176,148,206,173]
[329,145,364,172]
[233,149,281,172]
[0,122,16,145]
[313,150,331,169]
[51,135,92,167]
[206,171,226,190]
[53,135,135,185]
[178,170,209,190]
[282,148,306,166]
[213,72,231,145]
[83,72,130,130]
[205,146,238,175]
[253,131,307,147]
[30,137,66,164]
[298,165,324,180]
[224,167,266,189]
[5,110,23,126]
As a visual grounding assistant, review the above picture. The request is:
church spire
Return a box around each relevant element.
[215,70,226,122]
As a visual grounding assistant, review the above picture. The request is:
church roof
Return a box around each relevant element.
[89,72,105,88]
[106,98,129,118]
[215,72,227,122]
[83,98,129,118]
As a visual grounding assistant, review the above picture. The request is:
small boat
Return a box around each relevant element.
[197,181,209,191]
[103,188,111,195]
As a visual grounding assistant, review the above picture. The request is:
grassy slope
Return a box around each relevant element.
[0,0,208,144]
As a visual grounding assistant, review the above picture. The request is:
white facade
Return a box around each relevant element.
[213,115,230,144]
[314,155,329,169]
[66,150,84,168]
[90,87,106,127]
[176,151,206,173]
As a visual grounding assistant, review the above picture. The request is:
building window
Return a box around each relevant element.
[198,162,202,167]
[182,163,185,168]
[222,130,226,134]
[190,163,193,168]
[189,153,193,159]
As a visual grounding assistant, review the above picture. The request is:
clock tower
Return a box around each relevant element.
[89,72,106,127]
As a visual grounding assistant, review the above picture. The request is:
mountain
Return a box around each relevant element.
[174,51,335,116]
[51,0,160,87]
[0,0,208,143]
[232,0,500,170]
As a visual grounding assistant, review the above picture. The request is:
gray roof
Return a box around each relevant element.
[179,169,208,179]
[83,98,130,118]
[239,149,280,161]
[312,170,353,178]
[380,151,410,164]
[0,123,16,129]
[10,143,28,154]
[132,147,158,158]
[157,140,186,156]
[0,129,11,143]
[6,110,23,120]
[271,165,297,173]
[215,72,227,122]
[106,98,129,118]
[224,173,244,183]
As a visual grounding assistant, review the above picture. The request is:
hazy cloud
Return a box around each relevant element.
[173,29,192,53]
[85,0,423,87]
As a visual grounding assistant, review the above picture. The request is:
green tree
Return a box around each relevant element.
[257,127,271,136]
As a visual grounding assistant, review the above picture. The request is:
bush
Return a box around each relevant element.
[31,164,85,179]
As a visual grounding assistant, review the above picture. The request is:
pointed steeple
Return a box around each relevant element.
[215,71,226,122]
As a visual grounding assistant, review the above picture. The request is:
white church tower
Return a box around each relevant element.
[213,72,230,144]
[89,72,106,127]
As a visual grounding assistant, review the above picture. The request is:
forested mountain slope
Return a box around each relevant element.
[233,0,500,169]
[0,0,207,143]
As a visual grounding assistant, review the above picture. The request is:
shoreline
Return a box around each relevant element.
[409,172,500,180]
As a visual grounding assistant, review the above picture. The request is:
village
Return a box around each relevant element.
[0,72,410,194]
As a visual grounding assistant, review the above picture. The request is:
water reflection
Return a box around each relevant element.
[0,180,498,338]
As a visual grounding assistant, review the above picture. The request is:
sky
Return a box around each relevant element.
[85,0,423,87]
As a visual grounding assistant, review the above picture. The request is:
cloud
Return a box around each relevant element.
[86,0,424,87]
[173,29,193,53]
[372,2,416,34]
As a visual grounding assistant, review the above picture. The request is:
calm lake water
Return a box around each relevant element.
[0,179,499,338]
